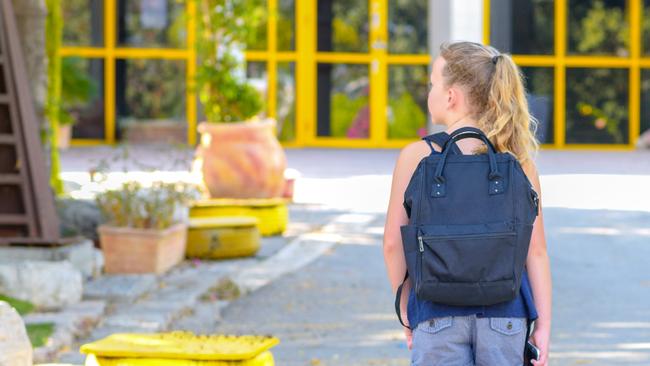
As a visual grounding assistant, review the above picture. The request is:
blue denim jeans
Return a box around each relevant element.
[411,314,527,366]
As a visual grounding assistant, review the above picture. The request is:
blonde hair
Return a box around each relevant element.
[439,41,539,165]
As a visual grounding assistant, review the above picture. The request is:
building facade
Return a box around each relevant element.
[61,0,650,150]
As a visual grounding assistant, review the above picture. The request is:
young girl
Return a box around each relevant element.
[383,41,552,365]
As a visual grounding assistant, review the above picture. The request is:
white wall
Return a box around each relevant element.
[427,0,484,133]
[428,0,484,58]
[450,0,483,43]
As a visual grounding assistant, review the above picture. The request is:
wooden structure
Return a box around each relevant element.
[0,0,59,245]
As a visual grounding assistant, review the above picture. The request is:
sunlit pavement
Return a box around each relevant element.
[60,147,650,365]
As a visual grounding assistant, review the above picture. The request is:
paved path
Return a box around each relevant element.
[58,146,650,365]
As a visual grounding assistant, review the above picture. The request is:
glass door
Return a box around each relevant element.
[314,0,374,145]
[311,0,430,148]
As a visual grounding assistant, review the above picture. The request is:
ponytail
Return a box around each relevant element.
[439,42,539,165]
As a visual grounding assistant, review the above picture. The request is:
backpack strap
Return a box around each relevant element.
[422,132,463,155]
[394,272,412,330]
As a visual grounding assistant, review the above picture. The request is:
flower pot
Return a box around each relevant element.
[194,118,286,199]
[98,223,187,274]
[122,119,187,144]
[58,123,72,149]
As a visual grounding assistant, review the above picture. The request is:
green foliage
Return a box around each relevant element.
[276,0,295,50]
[60,57,98,126]
[194,0,265,122]
[91,146,202,230]
[388,0,427,54]
[645,6,650,54]
[246,0,267,50]
[26,323,55,348]
[330,1,367,52]
[275,63,296,141]
[123,59,186,121]
[0,294,35,316]
[388,93,426,139]
[45,0,64,195]
[61,0,91,45]
[567,68,627,144]
[330,93,368,137]
[95,181,199,229]
[565,1,629,143]
[569,0,629,55]
[122,0,187,48]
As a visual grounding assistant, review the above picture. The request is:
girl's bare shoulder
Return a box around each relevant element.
[400,140,436,169]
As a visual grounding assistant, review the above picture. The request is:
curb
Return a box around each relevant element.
[55,211,378,363]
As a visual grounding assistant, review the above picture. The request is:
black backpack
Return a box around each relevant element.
[395,127,539,325]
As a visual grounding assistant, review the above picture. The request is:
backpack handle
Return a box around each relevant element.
[433,127,501,185]
[443,126,497,154]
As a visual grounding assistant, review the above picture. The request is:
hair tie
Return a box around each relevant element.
[491,55,501,65]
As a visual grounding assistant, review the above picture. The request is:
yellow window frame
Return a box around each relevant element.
[251,0,432,149]
[60,0,197,146]
[484,0,644,150]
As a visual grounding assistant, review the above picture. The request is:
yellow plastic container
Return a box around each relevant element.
[80,332,279,366]
[186,216,260,259]
[190,198,288,236]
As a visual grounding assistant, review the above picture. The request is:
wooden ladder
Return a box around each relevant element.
[0,0,60,246]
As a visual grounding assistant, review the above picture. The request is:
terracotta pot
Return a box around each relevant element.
[98,223,187,274]
[195,118,287,198]
[122,119,187,144]
[58,123,72,149]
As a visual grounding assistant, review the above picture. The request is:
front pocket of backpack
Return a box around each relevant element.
[418,229,517,284]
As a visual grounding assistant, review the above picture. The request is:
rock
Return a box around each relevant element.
[0,238,97,279]
[93,248,104,278]
[56,197,103,244]
[0,261,82,310]
[0,301,32,366]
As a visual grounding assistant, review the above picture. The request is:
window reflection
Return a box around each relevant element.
[567,0,628,56]
[115,59,186,140]
[277,63,296,141]
[641,0,650,55]
[117,0,186,48]
[64,58,105,139]
[387,65,429,139]
[388,0,427,54]
[63,0,104,46]
[565,68,628,144]
[278,0,295,51]
[521,67,554,144]
[317,0,369,53]
[490,0,554,55]
[641,70,650,138]
[317,64,369,138]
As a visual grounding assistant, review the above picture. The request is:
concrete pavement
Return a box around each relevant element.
[57,146,650,365]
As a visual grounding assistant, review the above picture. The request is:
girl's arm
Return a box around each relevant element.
[383,143,428,328]
[523,161,552,366]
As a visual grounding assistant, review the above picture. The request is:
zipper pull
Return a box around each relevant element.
[418,236,424,252]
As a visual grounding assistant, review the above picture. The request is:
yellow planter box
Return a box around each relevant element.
[80,332,279,366]
[186,216,260,259]
[190,198,288,236]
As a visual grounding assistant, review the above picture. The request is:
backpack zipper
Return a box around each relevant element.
[419,231,516,241]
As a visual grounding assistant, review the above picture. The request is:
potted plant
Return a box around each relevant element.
[192,0,287,199]
[95,180,200,274]
[118,58,187,144]
[58,57,98,149]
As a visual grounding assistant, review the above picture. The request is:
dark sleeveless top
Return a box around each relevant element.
[403,132,538,328]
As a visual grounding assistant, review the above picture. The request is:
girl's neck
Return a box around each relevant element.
[445,115,478,134]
